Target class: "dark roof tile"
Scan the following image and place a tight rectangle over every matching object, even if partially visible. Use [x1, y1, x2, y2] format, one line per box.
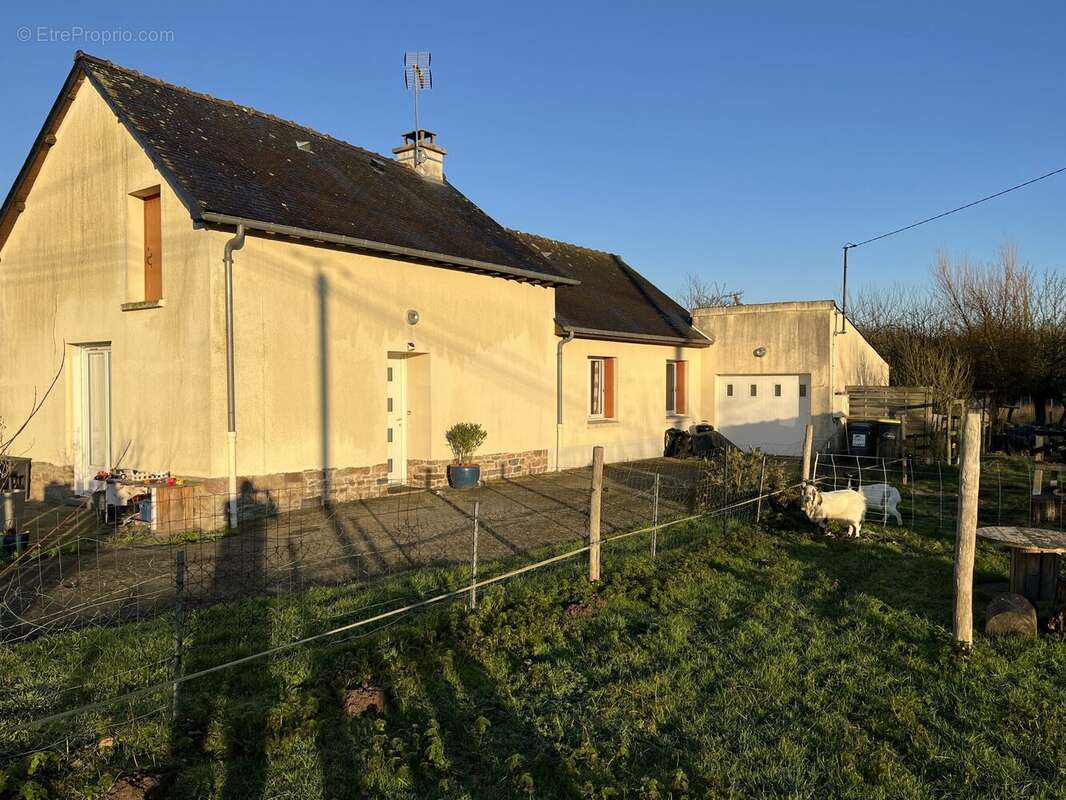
[77, 54, 570, 282]
[511, 231, 708, 344]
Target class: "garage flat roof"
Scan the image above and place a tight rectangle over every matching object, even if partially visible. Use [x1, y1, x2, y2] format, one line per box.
[693, 300, 839, 315]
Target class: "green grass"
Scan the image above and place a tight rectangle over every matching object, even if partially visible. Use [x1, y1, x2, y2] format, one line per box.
[3, 504, 1066, 799]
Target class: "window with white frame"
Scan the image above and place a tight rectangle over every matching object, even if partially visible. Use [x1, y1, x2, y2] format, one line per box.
[588, 356, 616, 418]
[666, 360, 687, 415]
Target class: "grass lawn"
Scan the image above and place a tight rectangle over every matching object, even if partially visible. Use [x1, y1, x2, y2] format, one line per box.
[3, 500, 1066, 799]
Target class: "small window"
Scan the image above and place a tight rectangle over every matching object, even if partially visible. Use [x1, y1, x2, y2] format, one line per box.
[666, 361, 687, 415]
[750, 384, 758, 397]
[589, 357, 617, 419]
[799, 383, 808, 398]
[774, 383, 782, 397]
[726, 383, 734, 397]
[142, 192, 162, 301]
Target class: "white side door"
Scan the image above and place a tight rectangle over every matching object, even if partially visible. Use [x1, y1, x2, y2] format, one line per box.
[75, 345, 112, 493]
[386, 355, 408, 484]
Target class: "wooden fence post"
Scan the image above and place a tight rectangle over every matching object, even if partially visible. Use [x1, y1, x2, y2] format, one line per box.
[801, 423, 814, 482]
[952, 410, 982, 650]
[589, 446, 603, 582]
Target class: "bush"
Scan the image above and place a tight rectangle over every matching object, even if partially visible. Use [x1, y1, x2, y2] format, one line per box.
[695, 448, 797, 510]
[445, 423, 487, 465]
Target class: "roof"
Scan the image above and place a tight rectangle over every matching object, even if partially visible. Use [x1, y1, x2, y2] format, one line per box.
[511, 231, 709, 346]
[0, 53, 574, 286]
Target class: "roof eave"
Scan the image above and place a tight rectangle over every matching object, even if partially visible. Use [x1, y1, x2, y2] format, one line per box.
[201, 213, 581, 287]
[556, 323, 711, 348]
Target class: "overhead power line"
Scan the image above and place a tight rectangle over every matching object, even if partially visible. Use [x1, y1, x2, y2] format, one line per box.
[838, 163, 1066, 332]
[846, 164, 1066, 250]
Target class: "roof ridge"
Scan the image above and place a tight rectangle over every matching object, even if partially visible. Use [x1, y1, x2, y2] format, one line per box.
[74, 50, 393, 166]
[508, 228, 617, 258]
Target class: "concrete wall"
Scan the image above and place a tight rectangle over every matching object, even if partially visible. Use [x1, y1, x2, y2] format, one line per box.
[692, 301, 888, 452]
[0, 81, 214, 497]
[557, 337, 707, 468]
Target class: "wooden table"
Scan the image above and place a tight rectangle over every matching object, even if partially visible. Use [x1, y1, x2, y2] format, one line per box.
[977, 526, 1066, 606]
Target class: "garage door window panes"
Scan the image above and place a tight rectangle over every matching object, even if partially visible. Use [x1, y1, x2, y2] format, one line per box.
[666, 360, 687, 415]
[750, 384, 758, 397]
[774, 384, 782, 397]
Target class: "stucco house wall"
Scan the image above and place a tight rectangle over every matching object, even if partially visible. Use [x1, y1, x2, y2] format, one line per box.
[557, 338, 706, 469]
[0, 80, 215, 498]
[203, 229, 558, 497]
[692, 301, 888, 452]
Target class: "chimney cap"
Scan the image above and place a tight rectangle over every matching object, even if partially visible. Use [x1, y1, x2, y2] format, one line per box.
[401, 129, 437, 145]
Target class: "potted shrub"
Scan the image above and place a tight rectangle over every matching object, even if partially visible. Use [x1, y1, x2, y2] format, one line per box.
[445, 423, 487, 489]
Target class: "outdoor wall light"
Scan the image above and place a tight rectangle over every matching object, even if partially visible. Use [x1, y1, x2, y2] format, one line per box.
[753, 346, 767, 357]
[406, 309, 420, 325]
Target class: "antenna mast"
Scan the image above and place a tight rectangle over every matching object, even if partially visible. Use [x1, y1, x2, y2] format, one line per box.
[403, 51, 433, 167]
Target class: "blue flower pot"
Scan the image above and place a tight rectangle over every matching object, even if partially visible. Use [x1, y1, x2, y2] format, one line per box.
[447, 465, 481, 490]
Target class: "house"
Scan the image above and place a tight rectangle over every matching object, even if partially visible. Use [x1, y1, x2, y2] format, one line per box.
[0, 52, 884, 509]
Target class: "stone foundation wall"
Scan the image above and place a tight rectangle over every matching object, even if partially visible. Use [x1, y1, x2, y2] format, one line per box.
[406, 449, 550, 490]
[28, 462, 76, 502]
[199, 462, 391, 512]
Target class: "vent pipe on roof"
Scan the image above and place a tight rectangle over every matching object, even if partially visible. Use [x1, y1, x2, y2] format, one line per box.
[393, 129, 446, 181]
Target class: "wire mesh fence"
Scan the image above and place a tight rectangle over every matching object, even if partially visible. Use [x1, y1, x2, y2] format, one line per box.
[0, 449, 1057, 781]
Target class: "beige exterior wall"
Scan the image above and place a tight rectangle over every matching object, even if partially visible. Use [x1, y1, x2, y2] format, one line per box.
[692, 301, 888, 451]
[557, 337, 707, 468]
[0, 81, 215, 495]
[208, 230, 558, 485]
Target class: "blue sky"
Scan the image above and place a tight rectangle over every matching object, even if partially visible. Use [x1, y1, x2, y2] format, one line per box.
[1, 0, 1063, 303]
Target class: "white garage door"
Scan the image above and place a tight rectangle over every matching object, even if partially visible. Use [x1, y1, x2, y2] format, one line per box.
[715, 374, 811, 455]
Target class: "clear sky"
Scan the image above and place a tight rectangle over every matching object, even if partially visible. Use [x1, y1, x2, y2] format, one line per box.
[1, 0, 1062, 304]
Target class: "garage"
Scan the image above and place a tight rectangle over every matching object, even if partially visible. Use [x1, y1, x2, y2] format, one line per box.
[715, 374, 811, 455]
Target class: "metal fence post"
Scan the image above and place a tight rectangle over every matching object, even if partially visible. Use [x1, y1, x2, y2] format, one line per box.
[721, 447, 729, 536]
[470, 501, 479, 610]
[651, 473, 660, 558]
[937, 461, 944, 532]
[756, 455, 766, 523]
[173, 548, 186, 716]
[831, 453, 838, 490]
[589, 446, 603, 582]
[881, 458, 889, 525]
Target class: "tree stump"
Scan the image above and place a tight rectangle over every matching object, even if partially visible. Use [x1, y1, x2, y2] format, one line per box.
[984, 592, 1037, 637]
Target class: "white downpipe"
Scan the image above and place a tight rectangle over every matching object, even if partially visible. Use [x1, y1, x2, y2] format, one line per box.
[223, 225, 246, 528]
[556, 327, 576, 470]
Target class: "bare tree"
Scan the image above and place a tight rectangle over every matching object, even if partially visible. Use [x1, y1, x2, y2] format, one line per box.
[0, 349, 66, 486]
[680, 274, 744, 311]
[853, 244, 1066, 422]
[933, 244, 1066, 421]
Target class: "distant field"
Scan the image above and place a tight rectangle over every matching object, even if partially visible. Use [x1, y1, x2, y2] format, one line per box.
[3, 496, 1066, 799]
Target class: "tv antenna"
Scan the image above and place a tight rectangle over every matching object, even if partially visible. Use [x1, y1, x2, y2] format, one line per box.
[403, 51, 433, 166]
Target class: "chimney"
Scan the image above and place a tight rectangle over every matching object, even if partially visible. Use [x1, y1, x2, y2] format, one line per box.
[393, 129, 446, 181]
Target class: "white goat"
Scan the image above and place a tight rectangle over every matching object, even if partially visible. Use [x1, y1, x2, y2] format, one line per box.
[855, 483, 903, 525]
[802, 483, 866, 538]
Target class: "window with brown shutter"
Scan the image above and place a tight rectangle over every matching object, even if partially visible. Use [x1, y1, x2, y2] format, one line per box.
[142, 193, 162, 301]
[589, 357, 617, 419]
[666, 360, 687, 415]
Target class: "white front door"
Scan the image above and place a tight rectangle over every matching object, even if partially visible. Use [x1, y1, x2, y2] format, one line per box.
[386, 355, 408, 484]
[715, 374, 811, 456]
[75, 345, 112, 493]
